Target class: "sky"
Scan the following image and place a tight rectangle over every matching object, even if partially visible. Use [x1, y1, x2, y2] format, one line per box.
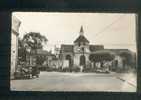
[12, 12, 137, 52]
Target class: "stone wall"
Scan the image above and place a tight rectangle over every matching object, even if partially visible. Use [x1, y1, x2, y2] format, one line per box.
[10, 16, 21, 79]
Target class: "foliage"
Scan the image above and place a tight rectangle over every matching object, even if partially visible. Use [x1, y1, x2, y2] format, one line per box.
[119, 51, 133, 65]
[89, 52, 115, 62]
[18, 32, 48, 66]
[83, 67, 95, 72]
[36, 55, 46, 65]
[22, 32, 48, 52]
[18, 38, 27, 63]
[70, 67, 80, 72]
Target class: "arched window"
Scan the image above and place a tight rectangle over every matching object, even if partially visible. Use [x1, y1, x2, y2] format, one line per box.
[66, 55, 71, 60]
[66, 55, 71, 67]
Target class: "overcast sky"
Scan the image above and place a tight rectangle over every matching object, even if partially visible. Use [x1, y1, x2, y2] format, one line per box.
[12, 12, 137, 52]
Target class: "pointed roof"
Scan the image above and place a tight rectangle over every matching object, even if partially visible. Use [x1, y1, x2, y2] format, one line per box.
[80, 26, 84, 35]
[74, 35, 89, 43]
[74, 26, 89, 43]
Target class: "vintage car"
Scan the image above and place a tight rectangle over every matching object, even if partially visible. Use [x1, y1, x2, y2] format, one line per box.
[95, 67, 110, 73]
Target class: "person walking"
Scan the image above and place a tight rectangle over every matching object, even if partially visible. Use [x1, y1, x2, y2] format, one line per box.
[80, 65, 83, 72]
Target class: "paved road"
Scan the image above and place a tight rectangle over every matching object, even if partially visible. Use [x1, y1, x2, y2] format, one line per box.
[11, 72, 136, 92]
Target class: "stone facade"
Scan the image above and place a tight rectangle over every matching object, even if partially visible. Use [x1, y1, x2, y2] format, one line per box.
[73, 42, 90, 67]
[59, 26, 135, 71]
[60, 26, 104, 68]
[11, 16, 21, 79]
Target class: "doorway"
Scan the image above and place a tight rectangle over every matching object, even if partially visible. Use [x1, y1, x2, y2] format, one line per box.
[80, 55, 86, 66]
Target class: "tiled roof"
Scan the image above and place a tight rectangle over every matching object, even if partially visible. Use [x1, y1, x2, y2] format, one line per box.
[74, 35, 89, 43]
[93, 49, 133, 55]
[36, 49, 53, 56]
[61, 44, 73, 52]
[104, 49, 131, 54]
[89, 45, 104, 52]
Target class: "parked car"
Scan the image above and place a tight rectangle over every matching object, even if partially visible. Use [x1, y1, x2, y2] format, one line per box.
[95, 67, 110, 73]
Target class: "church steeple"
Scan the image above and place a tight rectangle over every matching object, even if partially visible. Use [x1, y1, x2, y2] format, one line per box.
[74, 26, 89, 44]
[80, 26, 84, 36]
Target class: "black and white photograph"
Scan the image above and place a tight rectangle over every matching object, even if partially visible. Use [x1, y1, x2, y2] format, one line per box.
[10, 12, 137, 92]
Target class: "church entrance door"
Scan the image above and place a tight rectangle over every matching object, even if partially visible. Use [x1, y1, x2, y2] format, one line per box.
[80, 55, 86, 67]
[66, 55, 71, 68]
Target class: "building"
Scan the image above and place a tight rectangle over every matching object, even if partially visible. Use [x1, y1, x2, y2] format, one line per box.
[11, 16, 21, 79]
[103, 49, 136, 72]
[60, 26, 104, 69]
[59, 26, 136, 72]
[26, 49, 55, 67]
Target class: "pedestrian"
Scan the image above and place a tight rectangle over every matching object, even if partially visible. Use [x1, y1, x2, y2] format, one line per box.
[80, 65, 83, 72]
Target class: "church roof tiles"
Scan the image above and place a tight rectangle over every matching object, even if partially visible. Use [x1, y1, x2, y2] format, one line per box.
[89, 45, 104, 52]
[74, 35, 89, 43]
[61, 44, 73, 52]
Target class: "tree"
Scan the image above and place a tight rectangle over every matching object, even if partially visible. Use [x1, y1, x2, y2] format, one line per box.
[119, 51, 133, 67]
[89, 52, 114, 62]
[18, 38, 27, 64]
[89, 52, 115, 68]
[22, 32, 48, 66]
[22, 32, 48, 52]
[36, 55, 46, 66]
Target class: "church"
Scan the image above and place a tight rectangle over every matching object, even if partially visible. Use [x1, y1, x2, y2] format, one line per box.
[59, 26, 104, 68]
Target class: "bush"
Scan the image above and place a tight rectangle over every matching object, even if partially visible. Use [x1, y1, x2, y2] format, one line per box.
[45, 67, 55, 71]
[61, 66, 80, 72]
[83, 67, 95, 72]
[71, 67, 80, 72]
[57, 67, 63, 72]
[62, 67, 71, 72]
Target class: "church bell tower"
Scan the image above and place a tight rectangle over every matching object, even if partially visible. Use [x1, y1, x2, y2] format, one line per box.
[73, 26, 90, 68]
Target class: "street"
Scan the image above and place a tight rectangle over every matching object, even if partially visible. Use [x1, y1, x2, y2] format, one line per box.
[11, 72, 136, 92]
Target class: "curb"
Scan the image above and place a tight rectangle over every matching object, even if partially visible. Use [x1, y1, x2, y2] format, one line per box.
[116, 77, 136, 87]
